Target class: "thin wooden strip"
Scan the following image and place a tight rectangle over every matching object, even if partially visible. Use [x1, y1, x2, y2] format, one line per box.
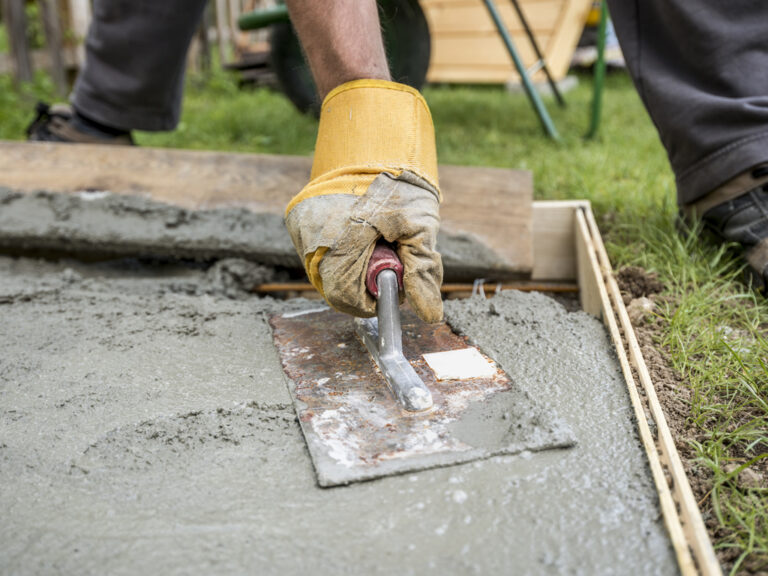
[252, 282, 579, 294]
[583, 209, 722, 576]
[575, 209, 697, 575]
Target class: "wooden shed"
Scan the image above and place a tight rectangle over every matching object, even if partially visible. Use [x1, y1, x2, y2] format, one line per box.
[421, 0, 594, 84]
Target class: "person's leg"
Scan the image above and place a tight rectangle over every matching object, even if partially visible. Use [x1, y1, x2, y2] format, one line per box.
[608, 0, 768, 287]
[71, 0, 209, 132]
[606, 0, 768, 206]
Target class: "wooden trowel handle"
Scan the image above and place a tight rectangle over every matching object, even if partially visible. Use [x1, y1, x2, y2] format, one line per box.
[365, 242, 404, 298]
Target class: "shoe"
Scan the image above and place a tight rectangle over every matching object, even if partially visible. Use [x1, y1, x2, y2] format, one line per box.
[26, 102, 134, 145]
[700, 165, 768, 290]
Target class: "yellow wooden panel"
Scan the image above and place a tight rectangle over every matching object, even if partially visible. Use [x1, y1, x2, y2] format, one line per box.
[426, 65, 547, 83]
[421, 0, 592, 83]
[541, 0, 592, 77]
[430, 33, 549, 68]
[424, 0, 563, 35]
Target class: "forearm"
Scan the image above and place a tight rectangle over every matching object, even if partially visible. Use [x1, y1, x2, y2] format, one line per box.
[284, 0, 390, 98]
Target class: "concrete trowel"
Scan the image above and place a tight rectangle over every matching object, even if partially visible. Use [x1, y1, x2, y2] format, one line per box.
[353, 244, 434, 413]
[269, 244, 574, 487]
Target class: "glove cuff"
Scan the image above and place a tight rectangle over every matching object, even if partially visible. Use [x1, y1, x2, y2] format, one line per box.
[310, 79, 439, 193]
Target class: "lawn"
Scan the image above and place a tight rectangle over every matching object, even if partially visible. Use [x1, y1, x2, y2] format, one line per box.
[1, 67, 766, 573]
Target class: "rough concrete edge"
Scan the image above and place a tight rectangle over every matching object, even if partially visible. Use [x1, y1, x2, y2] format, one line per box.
[0, 186, 530, 281]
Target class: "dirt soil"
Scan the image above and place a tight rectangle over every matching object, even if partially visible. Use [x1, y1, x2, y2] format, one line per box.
[616, 265, 767, 574]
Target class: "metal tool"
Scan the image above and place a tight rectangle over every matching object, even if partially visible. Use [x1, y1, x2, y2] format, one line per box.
[354, 243, 433, 412]
[269, 244, 575, 487]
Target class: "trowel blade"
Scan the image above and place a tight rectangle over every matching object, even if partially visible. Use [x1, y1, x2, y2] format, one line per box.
[269, 307, 574, 487]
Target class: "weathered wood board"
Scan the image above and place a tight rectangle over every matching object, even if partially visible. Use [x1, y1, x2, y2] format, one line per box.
[422, 0, 592, 85]
[0, 141, 533, 281]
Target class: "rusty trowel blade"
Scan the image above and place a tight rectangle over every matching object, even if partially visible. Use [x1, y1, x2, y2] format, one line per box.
[269, 307, 573, 487]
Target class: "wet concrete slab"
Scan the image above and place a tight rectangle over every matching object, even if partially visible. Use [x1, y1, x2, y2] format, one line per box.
[0, 256, 678, 575]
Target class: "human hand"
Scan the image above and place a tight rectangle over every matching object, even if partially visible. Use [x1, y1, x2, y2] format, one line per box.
[285, 80, 443, 323]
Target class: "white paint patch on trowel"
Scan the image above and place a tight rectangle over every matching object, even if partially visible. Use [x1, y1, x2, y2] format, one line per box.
[423, 348, 497, 380]
[281, 306, 329, 318]
[77, 190, 111, 201]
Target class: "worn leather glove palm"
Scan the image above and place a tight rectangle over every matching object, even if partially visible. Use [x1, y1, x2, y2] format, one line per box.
[285, 80, 443, 323]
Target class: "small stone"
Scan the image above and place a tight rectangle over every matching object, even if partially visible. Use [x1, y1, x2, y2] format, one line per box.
[626, 297, 655, 325]
[738, 467, 763, 490]
[60, 268, 81, 284]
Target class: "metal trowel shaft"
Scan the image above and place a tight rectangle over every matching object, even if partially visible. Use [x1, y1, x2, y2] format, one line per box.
[356, 244, 434, 412]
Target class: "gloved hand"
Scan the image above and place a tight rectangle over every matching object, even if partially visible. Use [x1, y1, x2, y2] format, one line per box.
[285, 80, 443, 323]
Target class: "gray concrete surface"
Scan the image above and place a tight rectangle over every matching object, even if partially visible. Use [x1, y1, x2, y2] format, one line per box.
[0, 186, 518, 280]
[0, 256, 678, 575]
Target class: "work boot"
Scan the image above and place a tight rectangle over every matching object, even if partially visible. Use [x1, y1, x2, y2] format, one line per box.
[26, 102, 134, 145]
[685, 164, 768, 291]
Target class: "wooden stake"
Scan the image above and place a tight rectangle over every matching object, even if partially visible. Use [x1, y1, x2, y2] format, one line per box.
[215, 0, 228, 65]
[67, 0, 90, 67]
[2, 0, 33, 83]
[251, 281, 579, 295]
[39, 0, 67, 96]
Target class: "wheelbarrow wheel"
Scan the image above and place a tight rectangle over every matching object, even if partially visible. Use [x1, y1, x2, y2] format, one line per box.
[269, 0, 431, 116]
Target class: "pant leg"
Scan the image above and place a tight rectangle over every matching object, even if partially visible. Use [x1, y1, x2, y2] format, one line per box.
[606, 0, 768, 205]
[71, 0, 208, 132]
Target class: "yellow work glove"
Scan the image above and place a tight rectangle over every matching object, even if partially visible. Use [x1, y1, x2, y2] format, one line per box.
[285, 79, 443, 323]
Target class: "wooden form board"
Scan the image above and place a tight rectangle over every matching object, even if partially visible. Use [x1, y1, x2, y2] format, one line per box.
[422, 0, 593, 84]
[536, 201, 722, 576]
[0, 141, 533, 278]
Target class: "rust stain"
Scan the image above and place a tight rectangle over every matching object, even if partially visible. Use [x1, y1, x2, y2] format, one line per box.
[270, 308, 515, 485]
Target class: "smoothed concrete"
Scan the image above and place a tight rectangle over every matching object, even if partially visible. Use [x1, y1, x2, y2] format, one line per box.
[0, 256, 677, 575]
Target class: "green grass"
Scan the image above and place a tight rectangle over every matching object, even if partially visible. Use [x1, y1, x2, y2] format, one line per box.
[1, 67, 765, 573]
[610, 219, 768, 572]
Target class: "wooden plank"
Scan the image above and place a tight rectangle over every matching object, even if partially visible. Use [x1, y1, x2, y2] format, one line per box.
[68, 0, 90, 66]
[421, 0, 588, 83]
[531, 200, 586, 280]
[251, 281, 578, 294]
[574, 208, 601, 317]
[431, 34, 548, 68]
[423, 0, 562, 35]
[39, 0, 67, 96]
[583, 208, 723, 576]
[541, 0, 591, 78]
[575, 207, 698, 575]
[0, 141, 533, 279]
[2, 0, 34, 82]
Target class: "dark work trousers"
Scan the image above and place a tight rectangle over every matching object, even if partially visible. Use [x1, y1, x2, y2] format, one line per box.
[607, 0, 768, 204]
[71, 0, 208, 132]
[72, 0, 768, 204]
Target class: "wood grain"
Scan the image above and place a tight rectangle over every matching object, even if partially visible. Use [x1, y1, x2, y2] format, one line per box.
[0, 141, 533, 278]
[422, 0, 592, 84]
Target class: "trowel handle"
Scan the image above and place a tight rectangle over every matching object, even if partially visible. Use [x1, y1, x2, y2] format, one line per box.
[366, 242, 404, 298]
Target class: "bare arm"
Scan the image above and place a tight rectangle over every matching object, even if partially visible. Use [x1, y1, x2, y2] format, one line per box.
[284, 0, 391, 98]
